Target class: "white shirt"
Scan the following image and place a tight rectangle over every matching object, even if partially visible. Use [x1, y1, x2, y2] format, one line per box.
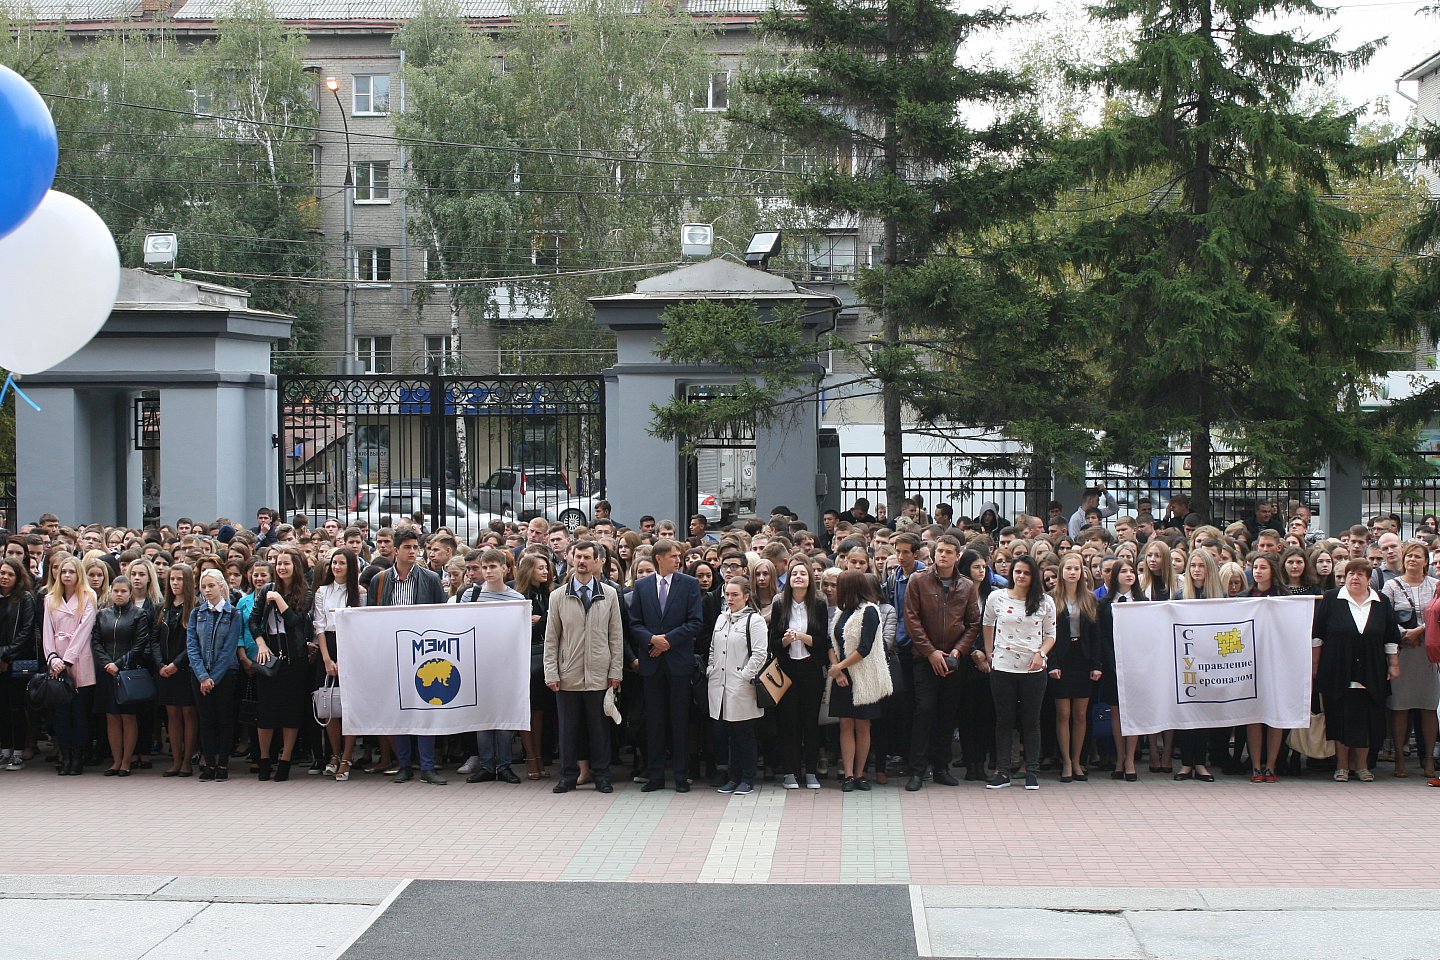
[983, 591, 1057, 674]
[312, 582, 355, 634]
[786, 600, 809, 659]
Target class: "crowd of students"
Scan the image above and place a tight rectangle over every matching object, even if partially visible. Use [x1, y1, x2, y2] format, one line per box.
[0, 490, 1433, 791]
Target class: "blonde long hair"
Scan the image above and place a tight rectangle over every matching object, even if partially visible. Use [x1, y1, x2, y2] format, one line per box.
[1140, 539, 1175, 601]
[47, 555, 99, 613]
[1050, 551, 1097, 623]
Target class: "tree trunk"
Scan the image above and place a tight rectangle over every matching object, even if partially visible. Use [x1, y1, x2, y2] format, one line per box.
[880, 0, 905, 517]
[449, 289, 469, 501]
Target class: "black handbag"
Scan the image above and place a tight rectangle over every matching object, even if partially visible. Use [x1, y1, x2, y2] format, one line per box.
[114, 661, 156, 705]
[27, 667, 75, 708]
[252, 651, 285, 678]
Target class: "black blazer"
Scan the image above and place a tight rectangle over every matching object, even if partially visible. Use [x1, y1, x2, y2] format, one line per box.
[151, 602, 191, 671]
[767, 593, 829, 675]
[1314, 587, 1400, 707]
[1053, 600, 1104, 673]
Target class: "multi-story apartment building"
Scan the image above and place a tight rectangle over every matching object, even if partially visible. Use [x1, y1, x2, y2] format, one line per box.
[28, 0, 870, 379]
[1402, 47, 1440, 197]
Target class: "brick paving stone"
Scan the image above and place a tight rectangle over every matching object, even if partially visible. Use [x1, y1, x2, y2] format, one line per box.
[0, 764, 1434, 885]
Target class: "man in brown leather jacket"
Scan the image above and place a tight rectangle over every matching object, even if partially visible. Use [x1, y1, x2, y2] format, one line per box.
[902, 533, 982, 791]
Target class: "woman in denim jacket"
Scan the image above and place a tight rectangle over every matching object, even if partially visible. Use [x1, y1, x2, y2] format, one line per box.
[187, 569, 242, 782]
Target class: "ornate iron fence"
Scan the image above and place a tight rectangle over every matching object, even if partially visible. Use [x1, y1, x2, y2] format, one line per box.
[277, 374, 603, 540]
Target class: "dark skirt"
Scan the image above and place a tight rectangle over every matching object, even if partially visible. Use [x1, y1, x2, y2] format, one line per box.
[256, 657, 310, 729]
[156, 667, 195, 707]
[1049, 637, 1095, 700]
[93, 671, 139, 716]
[827, 675, 882, 720]
[1323, 688, 1384, 750]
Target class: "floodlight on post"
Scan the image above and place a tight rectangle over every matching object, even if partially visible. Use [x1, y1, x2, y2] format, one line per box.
[681, 223, 713, 258]
[745, 230, 782, 270]
[143, 232, 177, 272]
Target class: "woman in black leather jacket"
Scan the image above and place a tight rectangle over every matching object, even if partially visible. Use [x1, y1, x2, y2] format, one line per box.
[92, 575, 152, 776]
[0, 559, 36, 770]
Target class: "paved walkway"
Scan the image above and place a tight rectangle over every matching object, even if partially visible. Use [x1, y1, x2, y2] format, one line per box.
[4, 764, 1437, 959]
[0, 763, 1431, 885]
[6, 878, 1438, 960]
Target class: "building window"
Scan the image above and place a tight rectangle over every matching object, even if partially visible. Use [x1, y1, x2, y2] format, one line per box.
[354, 247, 392, 284]
[352, 74, 390, 115]
[802, 234, 857, 281]
[354, 161, 390, 203]
[867, 243, 884, 268]
[425, 335, 453, 370]
[531, 234, 561, 271]
[355, 336, 393, 373]
[692, 70, 729, 111]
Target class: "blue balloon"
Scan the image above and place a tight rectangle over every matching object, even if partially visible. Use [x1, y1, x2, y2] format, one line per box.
[0, 64, 58, 242]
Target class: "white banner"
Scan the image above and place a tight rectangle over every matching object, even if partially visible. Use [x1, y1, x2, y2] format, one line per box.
[335, 601, 532, 736]
[1112, 596, 1315, 735]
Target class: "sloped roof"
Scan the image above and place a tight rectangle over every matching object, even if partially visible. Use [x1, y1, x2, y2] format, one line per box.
[1401, 48, 1440, 83]
[17, 0, 142, 20]
[169, 0, 776, 19]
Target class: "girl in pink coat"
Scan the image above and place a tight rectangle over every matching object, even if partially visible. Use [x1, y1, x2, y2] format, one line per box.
[43, 556, 98, 775]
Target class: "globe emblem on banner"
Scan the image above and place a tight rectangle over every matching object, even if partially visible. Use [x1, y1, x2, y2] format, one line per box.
[414, 657, 461, 706]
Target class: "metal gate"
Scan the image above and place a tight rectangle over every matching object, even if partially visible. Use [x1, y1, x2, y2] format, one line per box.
[277, 373, 604, 542]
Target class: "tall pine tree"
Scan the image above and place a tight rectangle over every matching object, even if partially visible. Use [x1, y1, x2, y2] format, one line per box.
[1067, 0, 1434, 513]
[718, 0, 1066, 512]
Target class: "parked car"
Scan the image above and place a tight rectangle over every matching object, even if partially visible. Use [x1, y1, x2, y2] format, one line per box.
[346, 485, 506, 545]
[473, 466, 572, 517]
[544, 491, 724, 532]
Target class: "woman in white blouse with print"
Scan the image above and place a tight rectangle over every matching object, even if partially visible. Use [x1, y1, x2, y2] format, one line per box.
[312, 548, 363, 781]
[982, 555, 1056, 791]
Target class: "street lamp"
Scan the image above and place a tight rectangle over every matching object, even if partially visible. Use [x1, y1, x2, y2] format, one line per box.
[326, 77, 362, 376]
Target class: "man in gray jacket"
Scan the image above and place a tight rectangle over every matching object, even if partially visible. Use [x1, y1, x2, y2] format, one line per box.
[544, 541, 623, 794]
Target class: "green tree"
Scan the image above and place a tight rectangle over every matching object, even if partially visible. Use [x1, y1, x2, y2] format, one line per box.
[396, 0, 782, 370]
[1064, 0, 1435, 511]
[655, 0, 1068, 513]
[1, 2, 326, 372]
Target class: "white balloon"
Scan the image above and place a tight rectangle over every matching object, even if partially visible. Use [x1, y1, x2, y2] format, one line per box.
[0, 190, 119, 374]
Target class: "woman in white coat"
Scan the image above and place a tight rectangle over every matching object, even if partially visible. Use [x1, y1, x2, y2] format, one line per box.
[708, 576, 769, 796]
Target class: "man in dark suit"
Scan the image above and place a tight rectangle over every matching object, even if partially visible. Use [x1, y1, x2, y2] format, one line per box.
[370, 527, 449, 785]
[630, 539, 704, 792]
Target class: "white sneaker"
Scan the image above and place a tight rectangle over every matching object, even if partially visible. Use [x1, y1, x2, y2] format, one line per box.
[782, 774, 799, 789]
[457, 756, 482, 775]
[804, 774, 821, 789]
[5, 757, 22, 771]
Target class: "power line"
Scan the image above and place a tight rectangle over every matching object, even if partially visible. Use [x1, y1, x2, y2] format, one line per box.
[174, 260, 682, 286]
[41, 91, 804, 178]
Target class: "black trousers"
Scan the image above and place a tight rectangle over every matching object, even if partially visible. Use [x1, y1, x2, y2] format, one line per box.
[1177, 726, 1231, 767]
[53, 685, 94, 756]
[881, 651, 915, 767]
[776, 658, 823, 776]
[194, 673, 236, 771]
[909, 658, 961, 774]
[643, 671, 692, 781]
[957, 662, 996, 771]
[991, 670, 1046, 775]
[0, 676, 28, 751]
[194, 672, 237, 768]
[720, 718, 758, 782]
[557, 689, 611, 781]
